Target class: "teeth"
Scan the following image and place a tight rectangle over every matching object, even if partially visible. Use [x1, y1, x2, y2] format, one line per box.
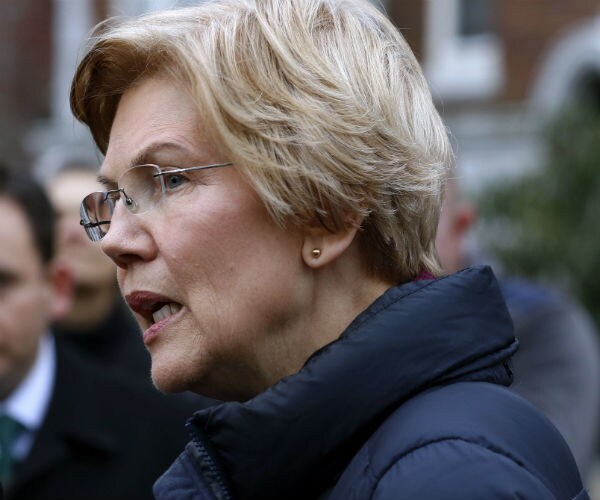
[152, 303, 182, 323]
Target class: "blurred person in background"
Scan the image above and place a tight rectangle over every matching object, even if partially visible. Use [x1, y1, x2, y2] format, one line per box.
[41, 158, 215, 407]
[436, 174, 600, 479]
[70, 0, 587, 498]
[44, 161, 149, 375]
[0, 166, 201, 499]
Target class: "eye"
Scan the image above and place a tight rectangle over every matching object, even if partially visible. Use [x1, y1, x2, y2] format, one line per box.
[163, 172, 188, 191]
[105, 191, 120, 202]
[0, 271, 18, 293]
[104, 190, 122, 208]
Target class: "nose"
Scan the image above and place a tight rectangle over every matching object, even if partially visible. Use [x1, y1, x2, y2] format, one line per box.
[100, 202, 157, 269]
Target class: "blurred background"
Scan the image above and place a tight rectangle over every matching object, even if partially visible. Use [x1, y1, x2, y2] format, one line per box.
[3, 0, 600, 269]
[2, 0, 600, 493]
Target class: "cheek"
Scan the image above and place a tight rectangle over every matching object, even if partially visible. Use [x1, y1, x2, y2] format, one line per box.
[167, 203, 298, 284]
[159, 199, 254, 273]
[116, 268, 127, 289]
[178, 224, 303, 336]
[160, 221, 238, 313]
[0, 290, 49, 350]
[153, 178, 306, 325]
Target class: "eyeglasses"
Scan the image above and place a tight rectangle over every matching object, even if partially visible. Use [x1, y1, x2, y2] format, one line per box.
[79, 162, 232, 241]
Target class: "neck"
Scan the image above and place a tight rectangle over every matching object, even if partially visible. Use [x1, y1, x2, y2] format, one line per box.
[254, 250, 392, 398]
[0, 347, 39, 402]
[304, 266, 392, 356]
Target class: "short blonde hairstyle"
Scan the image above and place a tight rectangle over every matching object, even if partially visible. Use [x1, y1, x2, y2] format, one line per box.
[71, 0, 452, 283]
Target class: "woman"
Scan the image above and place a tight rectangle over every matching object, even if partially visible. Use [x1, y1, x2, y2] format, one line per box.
[71, 0, 587, 498]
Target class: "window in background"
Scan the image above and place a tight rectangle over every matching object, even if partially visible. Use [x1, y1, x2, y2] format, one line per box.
[459, 0, 493, 37]
[424, 0, 503, 101]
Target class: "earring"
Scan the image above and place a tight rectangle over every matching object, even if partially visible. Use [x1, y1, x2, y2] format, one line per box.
[311, 248, 322, 259]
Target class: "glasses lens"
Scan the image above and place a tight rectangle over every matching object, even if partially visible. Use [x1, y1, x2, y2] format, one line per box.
[119, 164, 163, 215]
[80, 164, 164, 241]
[80, 192, 113, 241]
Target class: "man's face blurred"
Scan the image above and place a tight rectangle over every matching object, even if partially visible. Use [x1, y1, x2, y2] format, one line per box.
[0, 197, 54, 398]
[435, 190, 461, 273]
[48, 169, 116, 288]
[435, 180, 475, 274]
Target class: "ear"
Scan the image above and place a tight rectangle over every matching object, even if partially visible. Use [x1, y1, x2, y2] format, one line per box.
[302, 217, 362, 269]
[47, 260, 74, 322]
[454, 202, 477, 238]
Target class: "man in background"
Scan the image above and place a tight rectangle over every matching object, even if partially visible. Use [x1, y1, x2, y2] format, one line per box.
[436, 175, 600, 479]
[44, 162, 149, 375]
[0, 166, 201, 499]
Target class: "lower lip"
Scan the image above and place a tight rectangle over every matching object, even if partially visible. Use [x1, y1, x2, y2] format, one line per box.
[142, 308, 184, 345]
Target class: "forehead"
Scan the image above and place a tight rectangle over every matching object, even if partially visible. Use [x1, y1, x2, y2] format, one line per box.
[49, 170, 103, 212]
[0, 198, 43, 271]
[101, 75, 216, 181]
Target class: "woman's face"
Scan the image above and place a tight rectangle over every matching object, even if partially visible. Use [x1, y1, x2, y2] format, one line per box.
[99, 76, 313, 400]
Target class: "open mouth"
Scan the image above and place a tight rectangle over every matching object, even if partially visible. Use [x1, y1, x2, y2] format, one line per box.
[151, 302, 183, 324]
[125, 291, 184, 327]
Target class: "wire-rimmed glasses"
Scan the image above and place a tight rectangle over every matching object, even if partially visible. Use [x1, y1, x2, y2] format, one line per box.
[79, 162, 232, 241]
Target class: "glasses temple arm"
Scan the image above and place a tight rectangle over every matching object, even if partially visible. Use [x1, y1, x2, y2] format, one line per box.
[80, 219, 111, 229]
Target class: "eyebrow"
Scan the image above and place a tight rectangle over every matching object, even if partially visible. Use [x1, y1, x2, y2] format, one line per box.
[0, 268, 20, 286]
[96, 142, 195, 188]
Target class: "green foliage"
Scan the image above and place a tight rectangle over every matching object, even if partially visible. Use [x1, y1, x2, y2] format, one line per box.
[477, 104, 600, 325]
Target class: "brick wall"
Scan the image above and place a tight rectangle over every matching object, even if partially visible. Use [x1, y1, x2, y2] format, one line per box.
[0, 0, 52, 167]
[387, 1, 426, 61]
[387, 0, 600, 103]
[496, 0, 599, 101]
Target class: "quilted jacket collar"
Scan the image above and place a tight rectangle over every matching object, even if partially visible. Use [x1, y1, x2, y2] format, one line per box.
[186, 266, 517, 499]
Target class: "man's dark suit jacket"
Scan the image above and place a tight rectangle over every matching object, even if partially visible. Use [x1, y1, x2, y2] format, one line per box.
[7, 337, 207, 500]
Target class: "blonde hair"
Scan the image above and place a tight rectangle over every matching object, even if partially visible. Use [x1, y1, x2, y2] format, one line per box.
[71, 0, 452, 283]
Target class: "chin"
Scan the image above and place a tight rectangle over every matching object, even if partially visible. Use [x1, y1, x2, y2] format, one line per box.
[150, 356, 257, 401]
[150, 363, 193, 394]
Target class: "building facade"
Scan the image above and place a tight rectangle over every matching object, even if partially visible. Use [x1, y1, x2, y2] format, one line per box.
[2, 0, 600, 188]
[389, 0, 600, 191]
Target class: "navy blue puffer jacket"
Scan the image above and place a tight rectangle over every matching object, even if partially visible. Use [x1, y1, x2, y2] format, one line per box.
[154, 266, 589, 499]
